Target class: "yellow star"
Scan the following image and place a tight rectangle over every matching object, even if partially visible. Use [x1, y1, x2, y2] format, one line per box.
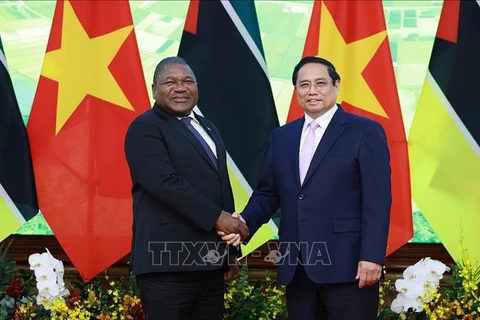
[318, 2, 388, 118]
[42, 0, 134, 134]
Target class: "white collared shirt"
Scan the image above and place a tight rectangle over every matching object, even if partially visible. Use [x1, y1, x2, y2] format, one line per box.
[178, 111, 217, 158]
[299, 104, 338, 157]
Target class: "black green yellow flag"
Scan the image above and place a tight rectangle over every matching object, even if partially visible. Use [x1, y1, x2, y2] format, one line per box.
[409, 0, 480, 264]
[0, 33, 38, 241]
[178, 0, 279, 252]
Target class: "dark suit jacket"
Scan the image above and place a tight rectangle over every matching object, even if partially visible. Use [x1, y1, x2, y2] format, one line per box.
[125, 104, 235, 275]
[242, 106, 391, 285]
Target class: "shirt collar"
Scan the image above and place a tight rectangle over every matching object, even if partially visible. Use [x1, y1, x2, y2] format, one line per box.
[177, 110, 199, 124]
[303, 104, 338, 131]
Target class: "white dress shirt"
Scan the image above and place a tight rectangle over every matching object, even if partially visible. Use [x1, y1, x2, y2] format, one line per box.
[179, 111, 217, 158]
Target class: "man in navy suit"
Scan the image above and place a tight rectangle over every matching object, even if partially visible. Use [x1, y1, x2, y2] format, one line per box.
[225, 56, 391, 319]
[125, 57, 248, 320]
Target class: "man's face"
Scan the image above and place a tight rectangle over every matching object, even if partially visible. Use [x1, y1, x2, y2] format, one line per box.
[295, 63, 340, 119]
[152, 63, 198, 117]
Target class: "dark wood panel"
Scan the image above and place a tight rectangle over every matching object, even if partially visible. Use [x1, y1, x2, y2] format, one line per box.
[2, 235, 454, 279]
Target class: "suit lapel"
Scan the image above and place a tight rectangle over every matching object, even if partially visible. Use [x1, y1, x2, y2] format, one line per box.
[301, 107, 348, 189]
[196, 115, 223, 172]
[154, 105, 218, 172]
[287, 118, 305, 190]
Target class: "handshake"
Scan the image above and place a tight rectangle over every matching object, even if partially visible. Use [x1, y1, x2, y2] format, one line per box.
[214, 211, 248, 247]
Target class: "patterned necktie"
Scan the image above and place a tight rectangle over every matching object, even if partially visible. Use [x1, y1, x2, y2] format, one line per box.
[181, 117, 218, 170]
[299, 121, 320, 184]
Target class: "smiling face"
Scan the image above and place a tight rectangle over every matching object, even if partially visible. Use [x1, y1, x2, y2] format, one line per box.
[295, 62, 340, 119]
[152, 63, 198, 117]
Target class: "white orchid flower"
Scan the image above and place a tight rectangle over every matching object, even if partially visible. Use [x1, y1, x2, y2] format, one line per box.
[52, 258, 65, 274]
[390, 297, 404, 313]
[424, 258, 450, 278]
[37, 280, 60, 297]
[395, 278, 424, 298]
[59, 288, 70, 297]
[57, 273, 66, 290]
[390, 292, 423, 313]
[392, 258, 449, 314]
[28, 252, 52, 270]
[403, 265, 426, 281]
[30, 248, 69, 309]
[34, 266, 56, 281]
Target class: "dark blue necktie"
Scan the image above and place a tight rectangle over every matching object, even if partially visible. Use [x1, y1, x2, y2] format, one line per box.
[181, 117, 218, 169]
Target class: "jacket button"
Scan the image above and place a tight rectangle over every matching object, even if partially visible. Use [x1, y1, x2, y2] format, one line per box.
[298, 194, 304, 200]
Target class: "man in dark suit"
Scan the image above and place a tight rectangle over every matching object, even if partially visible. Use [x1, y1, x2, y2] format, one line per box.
[224, 56, 391, 319]
[125, 56, 248, 320]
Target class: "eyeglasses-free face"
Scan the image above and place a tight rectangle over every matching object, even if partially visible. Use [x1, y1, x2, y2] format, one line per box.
[152, 63, 198, 117]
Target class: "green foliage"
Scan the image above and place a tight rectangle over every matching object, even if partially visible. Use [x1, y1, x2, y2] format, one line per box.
[0, 240, 15, 294]
[223, 264, 287, 320]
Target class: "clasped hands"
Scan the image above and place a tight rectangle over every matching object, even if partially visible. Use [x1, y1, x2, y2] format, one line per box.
[215, 211, 247, 247]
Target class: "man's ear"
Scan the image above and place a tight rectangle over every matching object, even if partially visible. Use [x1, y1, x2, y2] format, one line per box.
[151, 84, 156, 99]
[334, 80, 340, 92]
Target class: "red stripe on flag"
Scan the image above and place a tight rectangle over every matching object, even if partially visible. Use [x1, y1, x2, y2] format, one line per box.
[184, 0, 200, 35]
[436, 1, 460, 43]
[46, 0, 64, 52]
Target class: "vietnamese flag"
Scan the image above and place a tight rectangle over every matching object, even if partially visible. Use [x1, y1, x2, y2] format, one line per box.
[287, 0, 412, 255]
[27, 0, 150, 280]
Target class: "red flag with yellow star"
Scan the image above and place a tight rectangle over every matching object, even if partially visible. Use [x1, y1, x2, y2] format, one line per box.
[287, 0, 412, 255]
[27, 0, 150, 280]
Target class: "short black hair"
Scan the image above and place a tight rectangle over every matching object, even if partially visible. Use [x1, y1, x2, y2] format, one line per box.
[153, 56, 192, 85]
[291, 56, 340, 85]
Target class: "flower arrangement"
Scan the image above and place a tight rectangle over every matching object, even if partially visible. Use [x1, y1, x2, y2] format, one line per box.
[0, 243, 287, 320]
[378, 246, 480, 320]
[28, 249, 69, 309]
[0, 242, 145, 320]
[3, 241, 478, 320]
[390, 257, 450, 314]
[13, 271, 144, 319]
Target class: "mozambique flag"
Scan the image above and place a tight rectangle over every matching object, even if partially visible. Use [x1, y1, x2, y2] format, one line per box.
[409, 1, 480, 264]
[0, 33, 38, 242]
[27, 0, 150, 280]
[178, 0, 279, 252]
[287, 0, 412, 255]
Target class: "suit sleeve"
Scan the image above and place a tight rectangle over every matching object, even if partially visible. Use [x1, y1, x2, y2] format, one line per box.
[124, 119, 221, 232]
[242, 133, 281, 236]
[358, 122, 392, 264]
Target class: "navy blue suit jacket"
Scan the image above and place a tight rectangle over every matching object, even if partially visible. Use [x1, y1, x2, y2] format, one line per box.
[242, 106, 391, 285]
